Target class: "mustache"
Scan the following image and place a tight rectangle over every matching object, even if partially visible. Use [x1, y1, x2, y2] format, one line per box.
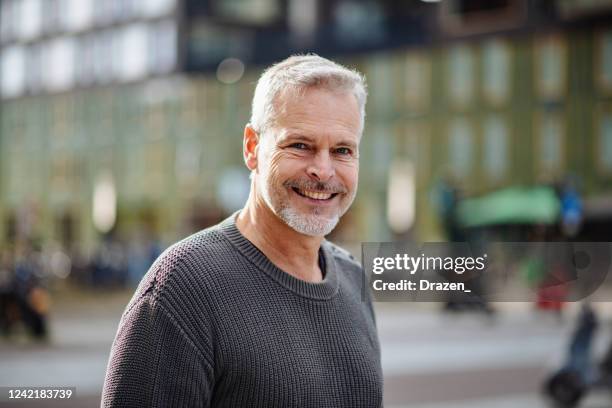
[284, 179, 348, 194]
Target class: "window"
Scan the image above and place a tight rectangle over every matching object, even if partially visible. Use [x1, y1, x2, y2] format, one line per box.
[598, 111, 612, 173]
[597, 29, 612, 93]
[19, 0, 42, 40]
[1, 46, 26, 98]
[93, 0, 114, 26]
[118, 23, 149, 81]
[175, 138, 202, 186]
[1, 0, 17, 43]
[144, 142, 167, 198]
[483, 115, 508, 181]
[110, 0, 127, 22]
[403, 121, 430, 185]
[139, 0, 176, 18]
[144, 105, 166, 140]
[124, 144, 146, 199]
[148, 20, 177, 75]
[448, 117, 474, 177]
[368, 57, 394, 114]
[447, 45, 475, 108]
[44, 37, 76, 92]
[41, 0, 61, 34]
[534, 35, 566, 100]
[334, 0, 386, 46]
[8, 150, 28, 201]
[482, 39, 511, 105]
[124, 0, 141, 19]
[404, 51, 431, 112]
[537, 113, 564, 176]
[364, 124, 393, 182]
[64, 0, 93, 32]
[49, 154, 76, 196]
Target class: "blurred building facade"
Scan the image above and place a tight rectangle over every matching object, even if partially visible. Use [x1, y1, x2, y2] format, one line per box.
[1, 0, 612, 253]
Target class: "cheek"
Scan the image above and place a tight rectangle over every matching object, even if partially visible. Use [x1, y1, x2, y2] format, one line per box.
[338, 162, 359, 189]
[265, 152, 299, 184]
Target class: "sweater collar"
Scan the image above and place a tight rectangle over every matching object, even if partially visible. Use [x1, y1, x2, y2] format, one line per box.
[219, 212, 339, 300]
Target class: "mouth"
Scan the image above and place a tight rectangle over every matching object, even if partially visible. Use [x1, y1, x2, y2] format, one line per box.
[292, 187, 339, 201]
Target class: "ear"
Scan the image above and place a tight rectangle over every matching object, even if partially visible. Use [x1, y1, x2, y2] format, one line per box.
[243, 124, 260, 172]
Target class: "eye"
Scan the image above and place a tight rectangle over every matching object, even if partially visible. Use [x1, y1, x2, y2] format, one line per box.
[334, 147, 352, 156]
[289, 143, 309, 150]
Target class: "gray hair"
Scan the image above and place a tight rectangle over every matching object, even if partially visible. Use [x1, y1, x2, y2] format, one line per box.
[249, 54, 367, 136]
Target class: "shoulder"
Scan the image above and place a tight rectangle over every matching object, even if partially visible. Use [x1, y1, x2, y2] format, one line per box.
[129, 223, 233, 311]
[115, 224, 237, 356]
[323, 240, 362, 272]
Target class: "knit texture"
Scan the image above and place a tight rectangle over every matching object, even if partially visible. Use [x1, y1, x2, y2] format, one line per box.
[102, 213, 383, 407]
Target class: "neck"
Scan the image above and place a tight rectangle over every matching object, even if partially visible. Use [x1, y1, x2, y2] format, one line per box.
[236, 192, 324, 282]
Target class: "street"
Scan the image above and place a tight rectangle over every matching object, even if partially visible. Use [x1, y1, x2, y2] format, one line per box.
[378, 303, 612, 407]
[1, 292, 611, 407]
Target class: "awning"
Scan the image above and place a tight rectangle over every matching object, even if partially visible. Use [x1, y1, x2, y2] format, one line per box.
[457, 186, 560, 228]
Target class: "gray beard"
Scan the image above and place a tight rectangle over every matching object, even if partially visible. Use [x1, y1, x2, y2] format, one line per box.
[278, 205, 340, 237]
[256, 164, 356, 236]
[259, 180, 345, 237]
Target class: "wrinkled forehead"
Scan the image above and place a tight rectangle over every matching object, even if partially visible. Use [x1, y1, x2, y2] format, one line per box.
[273, 84, 356, 111]
[268, 86, 362, 139]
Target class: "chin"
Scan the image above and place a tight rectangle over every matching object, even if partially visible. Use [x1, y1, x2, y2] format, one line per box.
[280, 208, 340, 237]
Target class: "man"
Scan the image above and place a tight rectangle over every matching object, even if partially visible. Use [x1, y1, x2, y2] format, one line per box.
[102, 55, 383, 407]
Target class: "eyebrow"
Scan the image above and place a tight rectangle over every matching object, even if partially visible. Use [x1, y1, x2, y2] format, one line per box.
[279, 134, 316, 144]
[280, 134, 358, 150]
[336, 140, 358, 150]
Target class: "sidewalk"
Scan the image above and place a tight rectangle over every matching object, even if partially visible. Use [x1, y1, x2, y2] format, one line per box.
[2, 289, 611, 407]
[376, 302, 612, 407]
[0, 287, 133, 407]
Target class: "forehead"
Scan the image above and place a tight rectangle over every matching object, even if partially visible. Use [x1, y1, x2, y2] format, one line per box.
[272, 87, 361, 141]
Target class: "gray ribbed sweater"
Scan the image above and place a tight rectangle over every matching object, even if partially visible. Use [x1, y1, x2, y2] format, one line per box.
[102, 214, 383, 407]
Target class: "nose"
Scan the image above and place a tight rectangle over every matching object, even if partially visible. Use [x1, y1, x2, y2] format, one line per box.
[307, 150, 335, 182]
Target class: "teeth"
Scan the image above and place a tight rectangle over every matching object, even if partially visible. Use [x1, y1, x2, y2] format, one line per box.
[298, 189, 332, 200]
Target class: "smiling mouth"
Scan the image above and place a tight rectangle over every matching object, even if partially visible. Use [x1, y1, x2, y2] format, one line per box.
[292, 187, 338, 201]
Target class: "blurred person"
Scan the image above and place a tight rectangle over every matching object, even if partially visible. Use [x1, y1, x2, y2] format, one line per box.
[435, 180, 492, 314]
[435, 177, 463, 243]
[0, 247, 16, 336]
[558, 176, 583, 238]
[12, 241, 49, 340]
[41, 241, 72, 280]
[125, 229, 151, 287]
[126, 227, 163, 287]
[522, 225, 568, 317]
[102, 55, 383, 407]
[66, 242, 91, 285]
[92, 232, 127, 287]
